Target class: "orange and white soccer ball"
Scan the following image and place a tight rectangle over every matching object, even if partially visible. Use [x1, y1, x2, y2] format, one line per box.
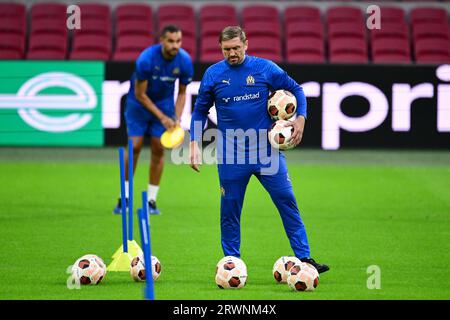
[71, 254, 106, 285]
[287, 263, 319, 292]
[215, 256, 248, 289]
[272, 256, 302, 283]
[268, 90, 297, 120]
[130, 255, 161, 282]
[268, 120, 295, 150]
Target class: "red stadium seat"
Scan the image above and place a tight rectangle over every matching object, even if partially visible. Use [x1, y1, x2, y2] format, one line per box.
[70, 35, 111, 60]
[201, 21, 235, 38]
[112, 51, 143, 62]
[0, 3, 26, 19]
[115, 35, 153, 53]
[116, 20, 153, 37]
[30, 2, 67, 48]
[246, 36, 282, 62]
[286, 21, 323, 39]
[200, 52, 224, 63]
[327, 6, 364, 24]
[180, 37, 197, 62]
[370, 22, 409, 41]
[414, 38, 450, 63]
[27, 34, 67, 60]
[200, 36, 223, 62]
[242, 5, 279, 23]
[157, 4, 194, 27]
[0, 49, 22, 59]
[243, 21, 281, 39]
[0, 3, 26, 39]
[329, 38, 368, 63]
[284, 6, 321, 24]
[200, 4, 238, 24]
[372, 38, 411, 63]
[27, 50, 67, 60]
[31, 2, 66, 20]
[115, 3, 152, 22]
[378, 6, 405, 23]
[30, 19, 67, 37]
[0, 33, 25, 59]
[0, 18, 25, 36]
[77, 3, 110, 20]
[411, 8, 448, 25]
[74, 19, 111, 36]
[0, 2, 26, 59]
[113, 35, 153, 61]
[286, 38, 325, 63]
[70, 50, 110, 61]
[412, 23, 450, 42]
[328, 22, 366, 40]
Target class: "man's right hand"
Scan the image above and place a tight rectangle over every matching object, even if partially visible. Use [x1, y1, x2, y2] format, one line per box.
[160, 115, 176, 130]
[189, 141, 201, 172]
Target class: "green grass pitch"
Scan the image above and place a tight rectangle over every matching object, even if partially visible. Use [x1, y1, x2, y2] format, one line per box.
[0, 148, 449, 300]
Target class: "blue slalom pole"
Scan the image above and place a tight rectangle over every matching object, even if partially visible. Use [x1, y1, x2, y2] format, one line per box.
[128, 139, 133, 241]
[118, 147, 128, 253]
[138, 193, 154, 300]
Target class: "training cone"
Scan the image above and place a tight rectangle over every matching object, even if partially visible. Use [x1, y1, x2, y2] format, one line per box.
[107, 251, 133, 272]
[111, 240, 143, 259]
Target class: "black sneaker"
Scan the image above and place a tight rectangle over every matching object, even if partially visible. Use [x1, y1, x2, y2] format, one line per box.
[147, 200, 161, 215]
[300, 257, 330, 274]
[113, 198, 128, 215]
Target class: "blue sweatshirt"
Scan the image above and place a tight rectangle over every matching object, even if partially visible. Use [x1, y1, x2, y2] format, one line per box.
[190, 55, 307, 162]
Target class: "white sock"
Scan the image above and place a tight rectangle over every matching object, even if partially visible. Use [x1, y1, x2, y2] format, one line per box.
[148, 184, 159, 202]
[119, 181, 129, 199]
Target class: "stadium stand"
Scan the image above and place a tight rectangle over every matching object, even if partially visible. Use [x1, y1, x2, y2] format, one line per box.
[0, 1, 449, 63]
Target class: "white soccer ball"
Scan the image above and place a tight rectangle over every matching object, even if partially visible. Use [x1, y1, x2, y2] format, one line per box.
[71, 254, 106, 285]
[272, 256, 302, 283]
[286, 263, 319, 292]
[268, 90, 297, 120]
[215, 256, 248, 289]
[301, 262, 320, 280]
[268, 120, 295, 150]
[130, 255, 161, 282]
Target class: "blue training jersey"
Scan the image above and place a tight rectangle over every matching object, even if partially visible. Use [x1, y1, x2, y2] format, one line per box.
[190, 55, 307, 163]
[127, 44, 193, 112]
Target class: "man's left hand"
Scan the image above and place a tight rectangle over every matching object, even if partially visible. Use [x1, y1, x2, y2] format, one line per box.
[285, 116, 305, 147]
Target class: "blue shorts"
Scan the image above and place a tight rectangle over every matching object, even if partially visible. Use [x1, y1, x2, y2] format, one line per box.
[124, 99, 174, 138]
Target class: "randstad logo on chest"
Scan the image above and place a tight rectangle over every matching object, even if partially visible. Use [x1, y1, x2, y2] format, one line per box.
[0, 61, 103, 146]
[233, 92, 260, 102]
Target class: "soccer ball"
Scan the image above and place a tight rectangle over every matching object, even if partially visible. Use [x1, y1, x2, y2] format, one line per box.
[71, 254, 106, 285]
[287, 263, 319, 292]
[272, 256, 302, 283]
[215, 256, 248, 289]
[268, 120, 295, 150]
[301, 262, 319, 279]
[268, 90, 297, 120]
[130, 255, 161, 282]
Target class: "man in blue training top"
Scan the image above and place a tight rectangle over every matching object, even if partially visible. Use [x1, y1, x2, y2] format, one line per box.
[113, 25, 194, 215]
[189, 26, 329, 273]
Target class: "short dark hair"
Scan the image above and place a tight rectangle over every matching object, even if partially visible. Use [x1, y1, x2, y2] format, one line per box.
[160, 24, 182, 38]
[219, 26, 246, 43]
